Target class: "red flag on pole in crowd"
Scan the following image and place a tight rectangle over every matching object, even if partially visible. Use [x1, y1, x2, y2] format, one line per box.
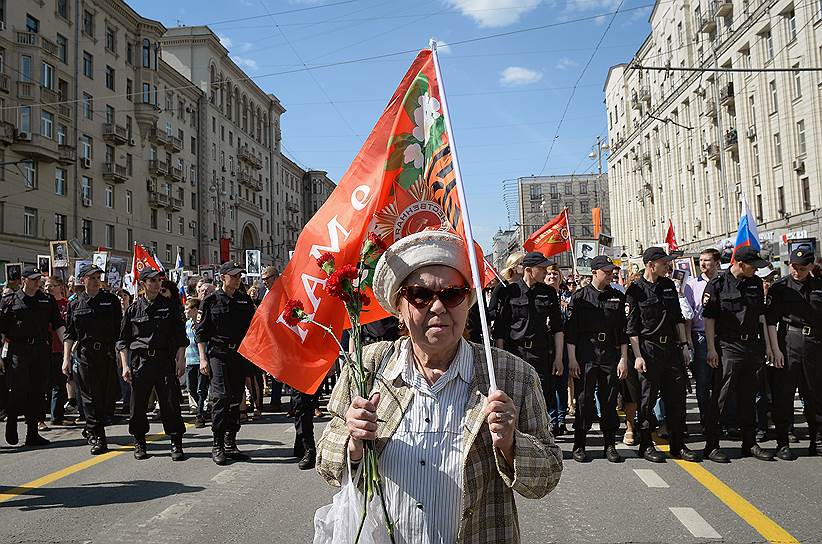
[665, 219, 679, 251]
[483, 257, 502, 288]
[131, 243, 161, 286]
[239, 47, 489, 394]
[523, 209, 572, 257]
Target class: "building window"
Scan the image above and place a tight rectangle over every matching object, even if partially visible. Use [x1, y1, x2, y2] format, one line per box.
[18, 105, 31, 135]
[127, 228, 133, 248]
[579, 182, 587, 194]
[773, 133, 782, 164]
[83, 93, 93, 120]
[105, 184, 114, 208]
[142, 82, 150, 104]
[166, 212, 172, 232]
[786, 11, 797, 42]
[755, 194, 763, 221]
[777, 186, 785, 215]
[142, 38, 151, 68]
[81, 176, 92, 200]
[764, 30, 774, 60]
[580, 201, 590, 214]
[22, 160, 36, 189]
[151, 209, 158, 229]
[41, 61, 54, 89]
[55, 213, 66, 239]
[26, 14, 39, 33]
[127, 42, 133, 65]
[40, 110, 53, 139]
[126, 79, 133, 101]
[564, 182, 572, 195]
[105, 224, 115, 248]
[56, 34, 68, 63]
[57, 124, 67, 145]
[82, 219, 92, 245]
[801, 178, 811, 211]
[57, 0, 69, 19]
[105, 65, 115, 90]
[82, 51, 93, 78]
[796, 119, 806, 155]
[24, 207, 38, 237]
[752, 143, 760, 175]
[793, 65, 801, 99]
[105, 26, 116, 52]
[55, 168, 66, 195]
[80, 135, 92, 160]
[126, 190, 133, 213]
[178, 217, 185, 235]
[82, 10, 94, 36]
[769, 80, 778, 112]
[165, 244, 172, 264]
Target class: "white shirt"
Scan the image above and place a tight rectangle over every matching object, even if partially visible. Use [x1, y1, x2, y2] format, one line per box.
[380, 337, 473, 544]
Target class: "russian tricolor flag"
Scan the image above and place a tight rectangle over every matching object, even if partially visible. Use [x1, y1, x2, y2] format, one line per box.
[732, 196, 760, 261]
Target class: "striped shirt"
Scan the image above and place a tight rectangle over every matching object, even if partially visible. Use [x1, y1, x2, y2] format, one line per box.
[379, 337, 472, 544]
[185, 319, 199, 366]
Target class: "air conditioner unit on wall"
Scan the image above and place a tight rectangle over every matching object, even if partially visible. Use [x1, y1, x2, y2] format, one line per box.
[81, 157, 91, 168]
[746, 126, 756, 139]
[793, 159, 805, 172]
[82, 197, 92, 207]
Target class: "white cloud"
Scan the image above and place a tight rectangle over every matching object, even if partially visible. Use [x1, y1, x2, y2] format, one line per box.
[232, 56, 259, 71]
[555, 57, 578, 70]
[500, 66, 543, 86]
[564, 0, 621, 13]
[445, 0, 543, 28]
[238, 42, 254, 53]
[218, 34, 232, 49]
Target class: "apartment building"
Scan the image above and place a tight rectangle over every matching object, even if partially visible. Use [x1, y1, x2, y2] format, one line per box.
[0, 0, 201, 269]
[605, 0, 822, 257]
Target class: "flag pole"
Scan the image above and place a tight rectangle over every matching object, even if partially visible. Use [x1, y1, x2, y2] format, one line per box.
[431, 40, 498, 392]
[566, 208, 578, 275]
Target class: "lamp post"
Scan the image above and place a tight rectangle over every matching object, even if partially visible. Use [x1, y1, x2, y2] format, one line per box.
[588, 135, 610, 210]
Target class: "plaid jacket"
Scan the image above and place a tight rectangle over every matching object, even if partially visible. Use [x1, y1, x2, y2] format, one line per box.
[316, 339, 563, 543]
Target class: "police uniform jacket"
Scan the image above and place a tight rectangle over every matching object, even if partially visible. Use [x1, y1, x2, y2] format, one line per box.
[702, 271, 765, 341]
[566, 284, 628, 363]
[194, 289, 256, 348]
[765, 275, 822, 339]
[0, 289, 64, 344]
[625, 276, 684, 339]
[64, 290, 123, 345]
[492, 279, 563, 350]
[116, 295, 188, 353]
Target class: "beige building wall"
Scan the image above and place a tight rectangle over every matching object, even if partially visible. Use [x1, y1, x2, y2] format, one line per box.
[605, 0, 822, 256]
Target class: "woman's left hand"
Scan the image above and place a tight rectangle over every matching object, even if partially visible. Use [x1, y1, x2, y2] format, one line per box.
[484, 389, 517, 460]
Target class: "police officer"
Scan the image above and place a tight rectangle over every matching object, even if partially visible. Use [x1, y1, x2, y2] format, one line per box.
[566, 255, 628, 463]
[493, 251, 564, 412]
[0, 266, 65, 447]
[117, 268, 188, 461]
[703, 246, 774, 462]
[195, 261, 256, 465]
[766, 247, 822, 459]
[626, 247, 697, 463]
[63, 264, 122, 455]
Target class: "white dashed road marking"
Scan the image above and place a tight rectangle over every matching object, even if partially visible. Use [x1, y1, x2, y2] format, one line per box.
[633, 468, 669, 488]
[669, 507, 722, 539]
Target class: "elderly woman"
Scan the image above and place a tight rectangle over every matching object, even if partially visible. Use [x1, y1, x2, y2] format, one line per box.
[316, 231, 563, 544]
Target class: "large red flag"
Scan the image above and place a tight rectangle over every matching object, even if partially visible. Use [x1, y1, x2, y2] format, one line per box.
[523, 209, 571, 257]
[131, 243, 161, 285]
[665, 219, 679, 251]
[239, 49, 480, 394]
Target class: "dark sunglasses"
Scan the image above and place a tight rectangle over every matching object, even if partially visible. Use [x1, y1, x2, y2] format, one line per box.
[399, 285, 470, 309]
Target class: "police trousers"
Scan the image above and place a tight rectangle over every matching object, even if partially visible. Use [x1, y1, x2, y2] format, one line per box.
[293, 390, 319, 448]
[208, 345, 248, 436]
[638, 339, 687, 447]
[772, 330, 822, 445]
[573, 356, 620, 447]
[75, 344, 119, 433]
[128, 350, 184, 438]
[704, 339, 763, 448]
[507, 342, 554, 414]
[5, 341, 50, 427]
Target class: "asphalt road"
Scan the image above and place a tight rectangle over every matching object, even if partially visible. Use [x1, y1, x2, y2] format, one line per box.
[1, 392, 820, 544]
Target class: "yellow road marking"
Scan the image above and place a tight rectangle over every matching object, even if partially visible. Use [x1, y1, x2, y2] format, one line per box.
[0, 423, 194, 505]
[655, 440, 799, 544]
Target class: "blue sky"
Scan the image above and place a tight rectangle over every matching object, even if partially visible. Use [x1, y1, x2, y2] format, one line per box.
[131, 0, 656, 250]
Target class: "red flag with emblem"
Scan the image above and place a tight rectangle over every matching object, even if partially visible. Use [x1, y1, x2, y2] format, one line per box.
[239, 49, 484, 394]
[523, 209, 571, 257]
[131, 243, 161, 286]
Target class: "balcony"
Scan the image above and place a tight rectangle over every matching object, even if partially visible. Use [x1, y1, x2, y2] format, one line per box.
[238, 171, 263, 191]
[134, 102, 160, 131]
[150, 127, 171, 147]
[148, 190, 170, 209]
[167, 196, 183, 211]
[0, 73, 9, 93]
[103, 162, 128, 183]
[169, 166, 184, 182]
[697, 5, 717, 33]
[58, 103, 72, 119]
[238, 147, 263, 169]
[716, 0, 733, 17]
[638, 86, 651, 104]
[704, 99, 717, 119]
[148, 159, 169, 176]
[17, 81, 35, 100]
[16, 31, 38, 47]
[630, 94, 640, 110]
[0, 121, 15, 145]
[235, 195, 263, 217]
[103, 122, 128, 145]
[641, 151, 652, 166]
[14, 133, 59, 162]
[167, 135, 183, 153]
[286, 202, 300, 213]
[57, 144, 76, 164]
[705, 143, 720, 161]
[719, 82, 734, 107]
[724, 129, 738, 151]
[40, 37, 58, 57]
[40, 86, 59, 106]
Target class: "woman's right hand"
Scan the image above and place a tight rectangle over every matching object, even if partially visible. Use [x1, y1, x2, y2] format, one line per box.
[345, 392, 380, 461]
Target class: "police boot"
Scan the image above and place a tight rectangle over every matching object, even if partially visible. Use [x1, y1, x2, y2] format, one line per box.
[703, 438, 729, 463]
[133, 436, 149, 460]
[90, 429, 108, 455]
[669, 441, 699, 463]
[170, 434, 185, 461]
[24, 424, 50, 447]
[639, 430, 664, 463]
[298, 441, 316, 470]
[293, 434, 305, 458]
[212, 434, 228, 465]
[5, 420, 18, 445]
[224, 431, 250, 461]
[603, 433, 622, 463]
[741, 443, 775, 461]
[572, 430, 587, 462]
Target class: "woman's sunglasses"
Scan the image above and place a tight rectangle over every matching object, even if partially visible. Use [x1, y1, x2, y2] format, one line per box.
[399, 285, 470, 309]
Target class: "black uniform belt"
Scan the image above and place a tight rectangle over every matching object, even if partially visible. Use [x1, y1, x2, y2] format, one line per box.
[721, 331, 758, 341]
[786, 324, 820, 337]
[589, 332, 611, 343]
[8, 337, 46, 345]
[80, 340, 113, 351]
[641, 334, 670, 344]
[212, 340, 240, 350]
[134, 347, 170, 357]
[512, 338, 546, 350]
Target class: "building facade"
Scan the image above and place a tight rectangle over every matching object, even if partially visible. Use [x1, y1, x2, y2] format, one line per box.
[605, 0, 822, 258]
[516, 174, 611, 270]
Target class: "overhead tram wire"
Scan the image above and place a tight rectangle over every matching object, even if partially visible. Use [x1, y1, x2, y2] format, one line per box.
[538, 0, 625, 176]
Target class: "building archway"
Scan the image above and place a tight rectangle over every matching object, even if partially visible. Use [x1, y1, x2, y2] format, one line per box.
[241, 222, 259, 251]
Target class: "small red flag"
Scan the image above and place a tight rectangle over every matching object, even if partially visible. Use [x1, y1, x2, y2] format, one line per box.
[665, 219, 679, 251]
[523, 209, 571, 257]
[131, 243, 162, 285]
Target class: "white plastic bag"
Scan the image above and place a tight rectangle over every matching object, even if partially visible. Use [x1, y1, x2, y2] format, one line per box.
[313, 459, 398, 544]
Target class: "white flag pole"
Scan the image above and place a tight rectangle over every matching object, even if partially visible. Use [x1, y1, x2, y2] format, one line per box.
[431, 41, 498, 393]
[566, 208, 578, 275]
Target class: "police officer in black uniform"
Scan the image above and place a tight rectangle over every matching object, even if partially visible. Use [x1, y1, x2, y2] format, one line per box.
[703, 246, 774, 462]
[493, 251, 564, 411]
[117, 268, 188, 461]
[195, 261, 256, 465]
[626, 247, 697, 463]
[0, 266, 65, 447]
[63, 264, 122, 455]
[766, 247, 822, 459]
[566, 255, 628, 463]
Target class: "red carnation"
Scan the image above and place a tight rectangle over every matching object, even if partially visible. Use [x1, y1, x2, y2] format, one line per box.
[316, 252, 335, 274]
[367, 233, 388, 251]
[359, 293, 371, 307]
[337, 264, 359, 280]
[283, 299, 307, 326]
[326, 264, 359, 303]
